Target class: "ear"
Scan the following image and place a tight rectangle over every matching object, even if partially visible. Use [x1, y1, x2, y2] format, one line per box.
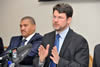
[32, 24, 36, 32]
[67, 17, 72, 25]
[34, 24, 36, 29]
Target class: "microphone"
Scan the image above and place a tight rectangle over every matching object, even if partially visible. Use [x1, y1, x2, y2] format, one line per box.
[0, 43, 32, 67]
[0, 54, 9, 63]
[12, 43, 32, 64]
[0, 49, 12, 62]
[0, 51, 10, 67]
[17, 43, 32, 54]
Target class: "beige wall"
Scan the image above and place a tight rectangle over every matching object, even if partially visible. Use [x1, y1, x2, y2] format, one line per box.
[0, 0, 100, 56]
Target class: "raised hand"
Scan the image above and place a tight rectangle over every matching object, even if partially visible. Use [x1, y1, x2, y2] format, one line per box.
[50, 46, 60, 64]
[38, 44, 50, 63]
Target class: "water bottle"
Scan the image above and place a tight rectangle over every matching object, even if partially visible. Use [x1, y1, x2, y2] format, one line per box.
[12, 49, 17, 59]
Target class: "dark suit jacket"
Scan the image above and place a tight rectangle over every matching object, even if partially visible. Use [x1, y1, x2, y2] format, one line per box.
[93, 44, 100, 67]
[33, 28, 89, 67]
[0, 37, 4, 55]
[7, 33, 42, 65]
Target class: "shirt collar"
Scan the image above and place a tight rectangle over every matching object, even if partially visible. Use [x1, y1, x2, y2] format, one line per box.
[22, 32, 35, 42]
[56, 27, 69, 39]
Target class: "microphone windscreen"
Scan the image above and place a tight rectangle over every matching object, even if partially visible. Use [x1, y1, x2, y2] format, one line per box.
[17, 43, 32, 54]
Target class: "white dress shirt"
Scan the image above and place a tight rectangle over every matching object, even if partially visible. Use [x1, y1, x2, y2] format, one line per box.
[22, 32, 35, 45]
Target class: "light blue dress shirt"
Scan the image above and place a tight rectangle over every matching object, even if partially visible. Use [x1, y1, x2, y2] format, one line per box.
[56, 27, 69, 54]
[39, 27, 69, 67]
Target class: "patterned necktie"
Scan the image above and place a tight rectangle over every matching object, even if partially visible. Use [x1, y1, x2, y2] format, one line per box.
[20, 39, 27, 46]
[50, 34, 60, 67]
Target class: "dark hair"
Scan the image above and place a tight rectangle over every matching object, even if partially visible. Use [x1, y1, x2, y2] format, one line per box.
[53, 3, 73, 18]
[21, 16, 36, 24]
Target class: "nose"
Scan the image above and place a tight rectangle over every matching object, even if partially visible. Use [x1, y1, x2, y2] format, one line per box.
[53, 17, 58, 23]
[20, 26, 25, 31]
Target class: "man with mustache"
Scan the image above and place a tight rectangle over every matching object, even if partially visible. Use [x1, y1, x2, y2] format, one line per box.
[7, 16, 42, 67]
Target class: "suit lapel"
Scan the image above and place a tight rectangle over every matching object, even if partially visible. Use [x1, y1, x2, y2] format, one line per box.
[50, 32, 55, 50]
[48, 31, 55, 56]
[16, 36, 23, 47]
[46, 31, 55, 66]
[27, 33, 37, 44]
[59, 29, 73, 57]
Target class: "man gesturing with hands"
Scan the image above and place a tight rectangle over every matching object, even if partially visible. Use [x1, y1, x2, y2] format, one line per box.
[35, 3, 89, 67]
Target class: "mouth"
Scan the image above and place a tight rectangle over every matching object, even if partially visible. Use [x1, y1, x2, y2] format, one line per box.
[53, 23, 59, 27]
[21, 31, 26, 34]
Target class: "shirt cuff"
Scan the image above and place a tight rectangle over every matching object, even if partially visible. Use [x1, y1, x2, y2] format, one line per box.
[39, 58, 45, 67]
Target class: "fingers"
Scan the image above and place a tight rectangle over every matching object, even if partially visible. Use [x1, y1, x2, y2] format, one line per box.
[52, 46, 58, 52]
[38, 44, 50, 57]
[46, 44, 50, 51]
[50, 46, 60, 64]
[38, 45, 44, 56]
[39, 45, 45, 50]
[50, 56, 55, 63]
[38, 44, 49, 63]
[38, 44, 60, 64]
[51, 46, 58, 57]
